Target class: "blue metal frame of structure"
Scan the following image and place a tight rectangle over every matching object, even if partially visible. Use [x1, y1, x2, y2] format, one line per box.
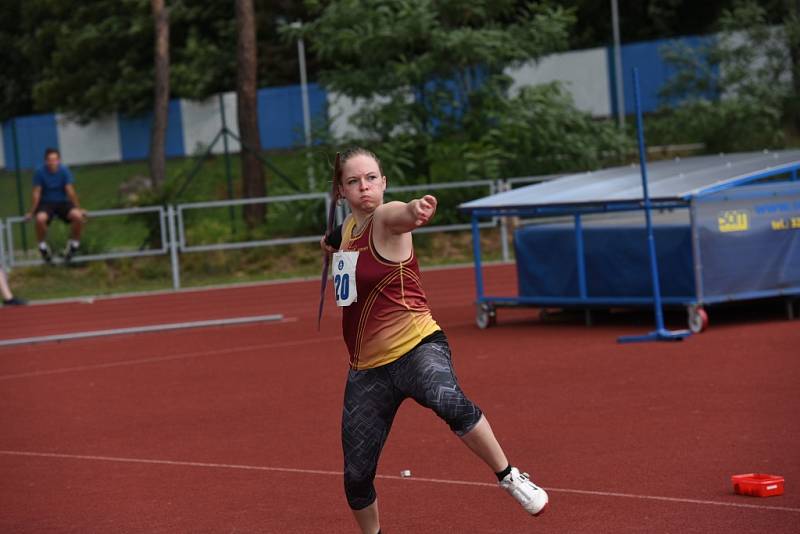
[617, 68, 690, 342]
[464, 73, 800, 335]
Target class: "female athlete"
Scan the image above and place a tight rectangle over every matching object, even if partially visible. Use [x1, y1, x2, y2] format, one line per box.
[321, 147, 547, 533]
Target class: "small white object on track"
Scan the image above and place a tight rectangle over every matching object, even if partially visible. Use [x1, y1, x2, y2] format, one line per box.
[400, 469, 412, 478]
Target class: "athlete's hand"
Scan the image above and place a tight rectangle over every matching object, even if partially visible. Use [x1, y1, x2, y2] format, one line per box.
[410, 195, 437, 226]
[320, 235, 336, 254]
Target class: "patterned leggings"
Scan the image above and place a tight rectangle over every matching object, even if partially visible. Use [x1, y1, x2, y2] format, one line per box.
[341, 333, 483, 510]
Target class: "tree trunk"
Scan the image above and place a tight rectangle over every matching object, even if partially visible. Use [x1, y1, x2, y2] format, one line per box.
[236, 0, 266, 228]
[149, 0, 169, 188]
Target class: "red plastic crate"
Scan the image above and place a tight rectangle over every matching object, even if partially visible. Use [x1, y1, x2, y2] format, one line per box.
[731, 473, 784, 497]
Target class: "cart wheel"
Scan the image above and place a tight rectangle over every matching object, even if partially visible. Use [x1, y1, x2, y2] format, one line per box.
[687, 306, 709, 333]
[476, 303, 497, 329]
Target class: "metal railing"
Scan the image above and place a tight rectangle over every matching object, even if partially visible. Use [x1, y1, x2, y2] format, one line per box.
[1, 178, 518, 291]
[177, 192, 328, 252]
[385, 179, 498, 234]
[3, 206, 168, 267]
[170, 179, 501, 288]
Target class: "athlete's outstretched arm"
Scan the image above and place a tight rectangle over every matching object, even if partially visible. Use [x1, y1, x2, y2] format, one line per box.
[376, 195, 437, 235]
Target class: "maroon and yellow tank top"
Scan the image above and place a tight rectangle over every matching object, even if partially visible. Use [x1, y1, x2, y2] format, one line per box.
[339, 215, 440, 370]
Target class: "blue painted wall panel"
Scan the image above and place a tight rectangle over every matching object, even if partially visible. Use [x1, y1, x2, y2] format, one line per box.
[118, 100, 185, 161]
[2, 114, 59, 171]
[608, 35, 716, 116]
[257, 83, 327, 150]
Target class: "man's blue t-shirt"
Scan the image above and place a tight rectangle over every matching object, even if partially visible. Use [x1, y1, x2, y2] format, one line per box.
[33, 164, 75, 203]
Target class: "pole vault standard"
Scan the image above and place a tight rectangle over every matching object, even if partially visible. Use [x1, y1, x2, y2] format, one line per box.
[618, 68, 691, 344]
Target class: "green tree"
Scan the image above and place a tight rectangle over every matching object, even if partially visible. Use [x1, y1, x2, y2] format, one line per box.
[1, 0, 316, 122]
[0, 2, 51, 120]
[657, 0, 795, 151]
[287, 0, 626, 182]
[470, 83, 629, 179]
[547, 0, 789, 49]
[236, 0, 267, 227]
[31, 0, 154, 120]
[150, 0, 170, 188]
[287, 1, 574, 179]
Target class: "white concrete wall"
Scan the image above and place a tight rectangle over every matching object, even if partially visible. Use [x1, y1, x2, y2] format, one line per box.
[180, 92, 241, 155]
[327, 91, 411, 139]
[327, 92, 369, 140]
[56, 114, 122, 166]
[330, 47, 614, 140]
[506, 47, 612, 117]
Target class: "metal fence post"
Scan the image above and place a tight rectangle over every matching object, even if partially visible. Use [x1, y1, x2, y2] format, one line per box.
[0, 221, 7, 270]
[167, 205, 181, 289]
[336, 202, 346, 226]
[5, 220, 16, 268]
[324, 194, 331, 228]
[498, 180, 510, 262]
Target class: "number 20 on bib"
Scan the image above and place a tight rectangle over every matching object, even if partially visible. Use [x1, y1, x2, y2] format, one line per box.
[332, 251, 358, 306]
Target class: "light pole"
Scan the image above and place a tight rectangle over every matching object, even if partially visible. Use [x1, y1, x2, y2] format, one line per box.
[291, 21, 315, 191]
[611, 0, 625, 128]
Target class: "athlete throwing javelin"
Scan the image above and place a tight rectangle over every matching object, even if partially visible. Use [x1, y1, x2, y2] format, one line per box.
[320, 147, 547, 533]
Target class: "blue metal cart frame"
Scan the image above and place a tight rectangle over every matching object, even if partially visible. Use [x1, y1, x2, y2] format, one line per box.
[466, 162, 800, 331]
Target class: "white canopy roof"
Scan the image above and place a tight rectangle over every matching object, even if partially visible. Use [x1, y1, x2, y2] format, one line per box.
[460, 150, 800, 212]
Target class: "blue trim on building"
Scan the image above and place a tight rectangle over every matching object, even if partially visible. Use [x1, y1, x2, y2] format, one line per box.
[118, 100, 185, 161]
[2, 114, 59, 171]
[257, 83, 327, 150]
[610, 35, 717, 117]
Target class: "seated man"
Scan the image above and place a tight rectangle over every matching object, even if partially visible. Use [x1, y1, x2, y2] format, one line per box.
[25, 148, 87, 263]
[0, 268, 25, 306]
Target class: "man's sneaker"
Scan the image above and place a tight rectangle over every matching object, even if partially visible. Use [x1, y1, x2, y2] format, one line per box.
[38, 243, 53, 264]
[63, 242, 79, 263]
[499, 467, 548, 516]
[2, 297, 26, 306]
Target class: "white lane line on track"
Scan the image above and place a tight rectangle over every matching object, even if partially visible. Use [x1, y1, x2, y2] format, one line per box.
[1, 450, 798, 514]
[0, 314, 290, 348]
[0, 335, 342, 381]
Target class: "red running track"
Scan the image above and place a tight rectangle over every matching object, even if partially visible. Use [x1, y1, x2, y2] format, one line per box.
[1, 264, 799, 533]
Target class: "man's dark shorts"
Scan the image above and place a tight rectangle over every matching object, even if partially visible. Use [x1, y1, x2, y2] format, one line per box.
[36, 202, 75, 224]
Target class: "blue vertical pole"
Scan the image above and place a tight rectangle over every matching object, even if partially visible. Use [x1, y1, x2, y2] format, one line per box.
[576, 213, 593, 326]
[618, 68, 690, 343]
[632, 69, 667, 331]
[575, 214, 587, 299]
[471, 212, 485, 302]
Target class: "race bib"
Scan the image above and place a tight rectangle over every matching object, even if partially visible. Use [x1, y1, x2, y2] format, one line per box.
[332, 251, 358, 307]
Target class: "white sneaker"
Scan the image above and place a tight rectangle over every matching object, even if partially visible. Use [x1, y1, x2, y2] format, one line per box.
[63, 241, 79, 263]
[38, 243, 53, 264]
[499, 467, 548, 516]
